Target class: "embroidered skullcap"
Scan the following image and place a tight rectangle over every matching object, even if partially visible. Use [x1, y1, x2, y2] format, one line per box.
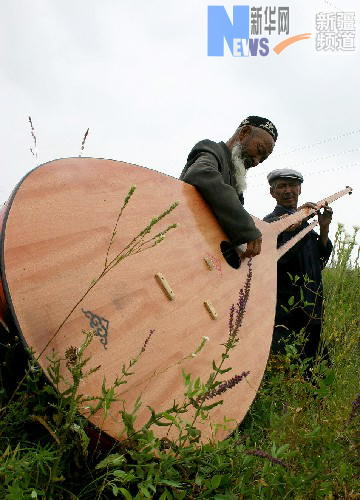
[267, 168, 304, 185]
[239, 116, 278, 142]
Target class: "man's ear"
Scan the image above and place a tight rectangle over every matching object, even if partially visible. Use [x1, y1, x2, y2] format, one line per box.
[270, 186, 276, 199]
[238, 125, 252, 140]
[299, 184, 302, 195]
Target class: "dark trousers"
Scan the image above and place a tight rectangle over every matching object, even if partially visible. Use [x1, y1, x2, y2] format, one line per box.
[272, 309, 323, 360]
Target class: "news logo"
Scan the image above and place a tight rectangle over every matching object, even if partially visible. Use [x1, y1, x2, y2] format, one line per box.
[208, 5, 289, 57]
[207, 6, 356, 57]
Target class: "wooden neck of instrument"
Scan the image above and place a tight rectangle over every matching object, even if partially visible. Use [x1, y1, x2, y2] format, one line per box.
[269, 186, 353, 236]
[276, 221, 318, 260]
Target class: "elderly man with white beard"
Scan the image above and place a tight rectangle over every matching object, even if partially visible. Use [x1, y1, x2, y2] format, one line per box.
[180, 116, 277, 258]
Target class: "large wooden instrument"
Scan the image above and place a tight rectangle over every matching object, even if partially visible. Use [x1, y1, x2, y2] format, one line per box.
[0, 158, 352, 442]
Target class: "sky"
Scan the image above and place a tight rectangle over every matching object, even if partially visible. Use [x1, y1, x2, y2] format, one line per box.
[1, 0, 359, 245]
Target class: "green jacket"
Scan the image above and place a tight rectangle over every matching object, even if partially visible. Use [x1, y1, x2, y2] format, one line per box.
[180, 139, 261, 245]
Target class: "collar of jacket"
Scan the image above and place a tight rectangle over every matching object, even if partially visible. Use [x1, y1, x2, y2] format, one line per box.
[274, 204, 297, 215]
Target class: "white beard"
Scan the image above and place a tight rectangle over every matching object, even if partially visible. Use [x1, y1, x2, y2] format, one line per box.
[231, 144, 247, 195]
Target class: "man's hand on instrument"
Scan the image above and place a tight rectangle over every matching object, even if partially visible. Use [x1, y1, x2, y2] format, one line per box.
[277, 202, 320, 232]
[298, 201, 319, 213]
[284, 201, 320, 231]
[242, 237, 262, 257]
[317, 201, 333, 229]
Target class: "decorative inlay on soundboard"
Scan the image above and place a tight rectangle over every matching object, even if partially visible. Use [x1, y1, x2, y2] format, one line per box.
[82, 309, 110, 349]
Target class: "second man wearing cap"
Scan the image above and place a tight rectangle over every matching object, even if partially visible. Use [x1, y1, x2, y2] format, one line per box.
[264, 169, 333, 362]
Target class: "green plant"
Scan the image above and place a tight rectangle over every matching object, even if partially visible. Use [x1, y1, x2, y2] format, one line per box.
[0, 223, 358, 499]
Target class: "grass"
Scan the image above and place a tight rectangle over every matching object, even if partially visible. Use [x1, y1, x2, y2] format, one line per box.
[0, 224, 358, 499]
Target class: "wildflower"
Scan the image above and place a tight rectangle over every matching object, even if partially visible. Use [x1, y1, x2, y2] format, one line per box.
[28, 116, 38, 159]
[227, 259, 253, 347]
[65, 346, 78, 368]
[228, 303, 235, 333]
[349, 393, 360, 422]
[79, 128, 89, 157]
[141, 329, 155, 353]
[191, 336, 210, 357]
[198, 371, 250, 402]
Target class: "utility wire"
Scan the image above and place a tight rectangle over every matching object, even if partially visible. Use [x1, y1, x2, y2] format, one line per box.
[247, 162, 359, 189]
[271, 128, 360, 159]
[250, 146, 360, 179]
